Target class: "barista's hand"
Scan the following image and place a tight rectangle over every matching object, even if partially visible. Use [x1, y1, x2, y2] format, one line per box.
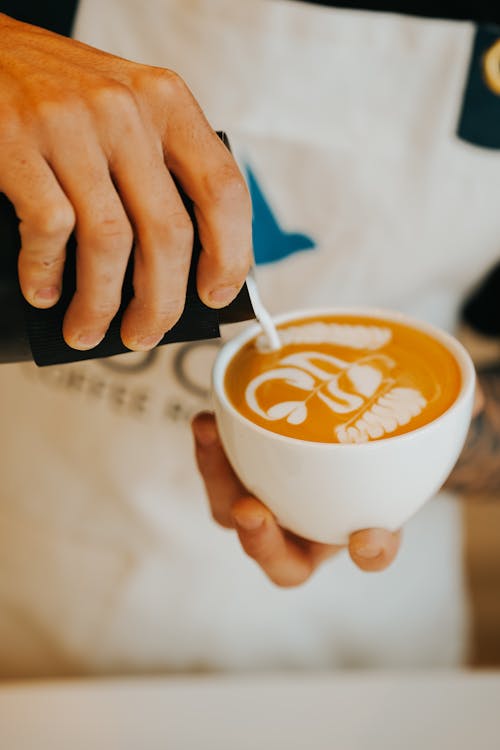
[192, 412, 401, 586]
[0, 14, 252, 351]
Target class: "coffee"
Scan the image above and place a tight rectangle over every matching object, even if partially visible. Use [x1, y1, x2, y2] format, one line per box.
[224, 314, 461, 443]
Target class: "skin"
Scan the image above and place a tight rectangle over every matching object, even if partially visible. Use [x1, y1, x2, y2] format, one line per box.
[0, 14, 252, 350]
[192, 411, 402, 586]
[0, 14, 400, 588]
[445, 365, 500, 500]
[193, 371, 499, 587]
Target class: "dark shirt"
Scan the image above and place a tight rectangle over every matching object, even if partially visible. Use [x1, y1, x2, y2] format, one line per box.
[1, 1, 499, 38]
[302, 1, 500, 25]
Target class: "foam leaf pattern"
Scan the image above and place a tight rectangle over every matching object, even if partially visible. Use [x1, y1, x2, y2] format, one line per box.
[335, 387, 427, 444]
[256, 323, 392, 352]
[267, 401, 308, 424]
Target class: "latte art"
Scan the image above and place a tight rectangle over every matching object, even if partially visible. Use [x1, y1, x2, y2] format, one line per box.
[256, 321, 392, 352]
[224, 315, 461, 443]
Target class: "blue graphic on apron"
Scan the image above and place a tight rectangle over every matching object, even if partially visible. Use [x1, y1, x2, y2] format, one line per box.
[245, 165, 316, 265]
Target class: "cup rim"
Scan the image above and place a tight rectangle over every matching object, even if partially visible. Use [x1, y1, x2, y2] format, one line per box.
[213, 306, 476, 449]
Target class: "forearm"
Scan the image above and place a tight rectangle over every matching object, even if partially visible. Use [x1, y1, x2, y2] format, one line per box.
[445, 364, 500, 499]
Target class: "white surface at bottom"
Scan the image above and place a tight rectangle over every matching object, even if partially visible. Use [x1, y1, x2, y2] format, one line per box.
[0, 672, 499, 750]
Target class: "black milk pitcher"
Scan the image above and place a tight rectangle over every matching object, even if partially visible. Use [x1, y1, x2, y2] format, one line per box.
[0, 135, 254, 366]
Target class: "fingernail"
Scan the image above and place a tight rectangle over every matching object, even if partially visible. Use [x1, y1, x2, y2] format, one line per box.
[74, 332, 105, 349]
[233, 512, 265, 531]
[34, 286, 59, 303]
[128, 334, 163, 351]
[355, 544, 383, 560]
[209, 286, 239, 306]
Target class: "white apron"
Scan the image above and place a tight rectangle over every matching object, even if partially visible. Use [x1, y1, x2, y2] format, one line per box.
[1, 0, 498, 677]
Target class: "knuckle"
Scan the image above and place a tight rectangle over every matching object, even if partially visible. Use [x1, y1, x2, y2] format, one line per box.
[91, 81, 139, 124]
[19, 248, 65, 282]
[28, 201, 75, 240]
[145, 210, 193, 249]
[155, 300, 184, 328]
[84, 297, 121, 321]
[87, 215, 134, 252]
[36, 95, 85, 129]
[203, 164, 250, 211]
[168, 211, 194, 243]
[25, 254, 65, 274]
[144, 67, 189, 100]
[134, 298, 184, 330]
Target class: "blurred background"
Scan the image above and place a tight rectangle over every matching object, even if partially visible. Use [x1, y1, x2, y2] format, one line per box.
[460, 263, 500, 667]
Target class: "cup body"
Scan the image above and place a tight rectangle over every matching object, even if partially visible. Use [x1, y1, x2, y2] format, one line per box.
[212, 308, 475, 545]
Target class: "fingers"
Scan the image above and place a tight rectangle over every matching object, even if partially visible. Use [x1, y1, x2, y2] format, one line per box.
[158, 74, 253, 308]
[44, 87, 194, 351]
[1, 47, 252, 352]
[193, 412, 402, 582]
[1, 16, 254, 354]
[348, 528, 402, 572]
[44, 125, 132, 349]
[192, 411, 342, 586]
[192, 143, 253, 308]
[232, 497, 342, 587]
[192, 411, 247, 528]
[108, 113, 193, 350]
[0, 142, 74, 308]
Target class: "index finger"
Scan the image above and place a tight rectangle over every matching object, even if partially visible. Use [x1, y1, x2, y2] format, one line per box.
[231, 497, 342, 588]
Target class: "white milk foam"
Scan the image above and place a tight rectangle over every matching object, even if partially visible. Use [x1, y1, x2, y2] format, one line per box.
[247, 322, 428, 443]
[256, 322, 392, 352]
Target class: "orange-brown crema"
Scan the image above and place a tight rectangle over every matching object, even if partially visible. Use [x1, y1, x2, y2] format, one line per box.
[224, 315, 461, 444]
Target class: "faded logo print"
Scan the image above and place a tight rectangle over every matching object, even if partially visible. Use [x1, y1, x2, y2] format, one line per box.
[23, 340, 222, 425]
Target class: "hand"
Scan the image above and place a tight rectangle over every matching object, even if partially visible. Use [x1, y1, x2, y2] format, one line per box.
[0, 14, 252, 350]
[192, 412, 401, 587]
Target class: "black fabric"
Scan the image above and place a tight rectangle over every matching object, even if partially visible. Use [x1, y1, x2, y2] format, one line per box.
[457, 25, 500, 150]
[295, 1, 500, 24]
[0, 195, 31, 363]
[2, 0, 500, 34]
[0, 0, 78, 35]
[462, 264, 500, 338]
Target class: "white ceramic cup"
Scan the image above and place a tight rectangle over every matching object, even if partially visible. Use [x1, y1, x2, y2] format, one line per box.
[212, 308, 476, 544]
